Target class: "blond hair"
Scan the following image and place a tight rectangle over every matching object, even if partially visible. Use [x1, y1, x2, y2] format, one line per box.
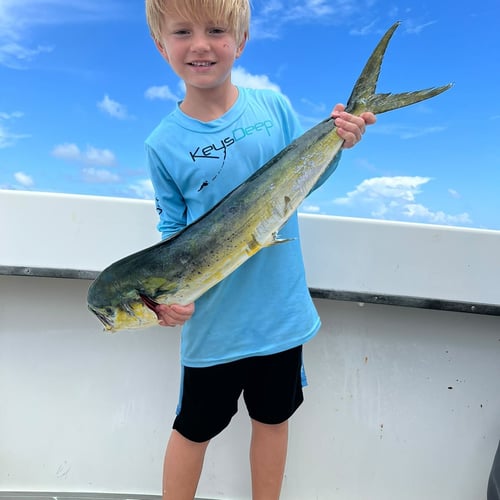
[145, 0, 250, 45]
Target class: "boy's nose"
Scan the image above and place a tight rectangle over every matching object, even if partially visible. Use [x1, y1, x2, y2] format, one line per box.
[190, 33, 210, 52]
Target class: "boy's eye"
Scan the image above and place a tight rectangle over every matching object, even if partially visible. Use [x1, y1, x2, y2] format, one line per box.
[209, 27, 226, 35]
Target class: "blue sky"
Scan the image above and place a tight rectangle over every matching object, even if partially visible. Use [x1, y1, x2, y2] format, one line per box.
[1, 0, 499, 231]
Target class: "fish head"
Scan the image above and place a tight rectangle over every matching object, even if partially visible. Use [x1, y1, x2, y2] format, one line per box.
[87, 240, 185, 332]
[87, 299, 159, 332]
[87, 273, 162, 332]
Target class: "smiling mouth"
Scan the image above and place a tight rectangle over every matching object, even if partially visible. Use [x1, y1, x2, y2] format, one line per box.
[189, 61, 215, 67]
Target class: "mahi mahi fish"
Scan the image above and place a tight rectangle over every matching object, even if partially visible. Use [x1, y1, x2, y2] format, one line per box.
[87, 22, 452, 332]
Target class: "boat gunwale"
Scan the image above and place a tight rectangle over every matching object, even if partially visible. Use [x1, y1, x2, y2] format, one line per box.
[2, 265, 498, 317]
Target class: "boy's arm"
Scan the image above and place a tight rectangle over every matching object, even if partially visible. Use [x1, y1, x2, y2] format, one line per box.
[146, 144, 196, 326]
[146, 144, 188, 240]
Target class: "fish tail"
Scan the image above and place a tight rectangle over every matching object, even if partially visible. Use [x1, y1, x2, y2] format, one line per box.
[345, 22, 453, 115]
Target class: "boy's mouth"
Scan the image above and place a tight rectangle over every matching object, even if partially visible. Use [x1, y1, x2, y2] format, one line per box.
[189, 61, 215, 67]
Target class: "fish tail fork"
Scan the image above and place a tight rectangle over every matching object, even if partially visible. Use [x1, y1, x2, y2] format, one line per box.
[345, 21, 453, 116]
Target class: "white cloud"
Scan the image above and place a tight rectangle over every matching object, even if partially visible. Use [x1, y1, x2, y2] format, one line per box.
[85, 146, 116, 166]
[14, 171, 34, 188]
[280, 0, 338, 22]
[300, 98, 327, 116]
[52, 143, 116, 166]
[97, 95, 130, 120]
[0, 125, 29, 148]
[0, 42, 53, 68]
[82, 168, 120, 184]
[52, 143, 81, 160]
[371, 123, 447, 140]
[404, 203, 471, 225]
[0, 125, 14, 148]
[0, 111, 24, 120]
[349, 20, 378, 36]
[335, 176, 430, 205]
[404, 20, 437, 35]
[0, 111, 29, 147]
[251, 0, 370, 38]
[128, 179, 155, 199]
[0, 0, 122, 67]
[232, 66, 281, 92]
[301, 203, 321, 213]
[0, 0, 122, 26]
[145, 85, 179, 102]
[334, 176, 471, 226]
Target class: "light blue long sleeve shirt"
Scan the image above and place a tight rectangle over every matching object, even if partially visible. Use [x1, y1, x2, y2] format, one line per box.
[146, 87, 340, 367]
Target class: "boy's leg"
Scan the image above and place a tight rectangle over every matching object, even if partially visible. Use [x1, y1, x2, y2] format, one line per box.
[488, 441, 500, 500]
[164, 361, 244, 499]
[163, 429, 210, 500]
[250, 419, 289, 500]
[244, 346, 304, 499]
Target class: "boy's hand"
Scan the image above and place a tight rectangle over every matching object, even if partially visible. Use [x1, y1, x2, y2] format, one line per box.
[155, 303, 195, 328]
[331, 103, 376, 149]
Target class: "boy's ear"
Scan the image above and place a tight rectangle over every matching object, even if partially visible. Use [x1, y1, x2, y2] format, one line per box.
[236, 32, 248, 58]
[154, 39, 169, 62]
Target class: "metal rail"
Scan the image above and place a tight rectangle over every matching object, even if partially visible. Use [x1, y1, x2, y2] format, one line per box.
[2, 265, 499, 316]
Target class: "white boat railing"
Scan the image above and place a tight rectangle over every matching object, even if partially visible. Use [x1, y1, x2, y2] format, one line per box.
[1, 190, 499, 500]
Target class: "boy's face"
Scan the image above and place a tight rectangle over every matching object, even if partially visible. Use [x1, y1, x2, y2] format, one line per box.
[156, 14, 246, 92]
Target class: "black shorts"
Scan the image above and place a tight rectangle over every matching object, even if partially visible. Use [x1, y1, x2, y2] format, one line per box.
[173, 345, 305, 443]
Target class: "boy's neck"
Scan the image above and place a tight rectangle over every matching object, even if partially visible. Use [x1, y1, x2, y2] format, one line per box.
[180, 82, 239, 122]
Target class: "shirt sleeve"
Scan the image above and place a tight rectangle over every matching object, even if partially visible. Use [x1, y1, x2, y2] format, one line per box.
[145, 143, 187, 240]
[273, 92, 304, 143]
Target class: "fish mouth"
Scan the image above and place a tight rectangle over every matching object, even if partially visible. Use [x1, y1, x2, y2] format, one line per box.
[88, 306, 114, 331]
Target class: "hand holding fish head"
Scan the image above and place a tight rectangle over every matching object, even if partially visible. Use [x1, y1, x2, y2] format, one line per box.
[155, 302, 195, 328]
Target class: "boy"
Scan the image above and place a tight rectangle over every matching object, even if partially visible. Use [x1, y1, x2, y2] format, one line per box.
[144, 0, 375, 498]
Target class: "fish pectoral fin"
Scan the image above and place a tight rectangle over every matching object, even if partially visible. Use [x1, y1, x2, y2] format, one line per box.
[246, 229, 295, 256]
[139, 293, 160, 313]
[265, 232, 296, 247]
